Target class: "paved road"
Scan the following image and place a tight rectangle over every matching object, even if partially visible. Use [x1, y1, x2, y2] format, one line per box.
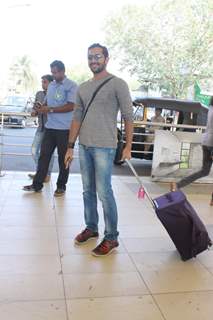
[0, 127, 152, 176]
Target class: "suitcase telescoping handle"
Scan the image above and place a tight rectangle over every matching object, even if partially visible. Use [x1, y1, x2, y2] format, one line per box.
[125, 159, 156, 209]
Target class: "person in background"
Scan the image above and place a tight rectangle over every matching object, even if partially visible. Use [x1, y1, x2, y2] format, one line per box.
[29, 74, 54, 182]
[64, 43, 133, 256]
[23, 60, 78, 197]
[171, 96, 213, 206]
[144, 107, 165, 154]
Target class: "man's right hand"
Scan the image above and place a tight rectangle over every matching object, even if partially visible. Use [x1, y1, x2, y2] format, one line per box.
[64, 148, 74, 169]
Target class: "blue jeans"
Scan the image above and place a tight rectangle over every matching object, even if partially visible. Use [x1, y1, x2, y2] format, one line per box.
[31, 129, 54, 176]
[79, 144, 119, 241]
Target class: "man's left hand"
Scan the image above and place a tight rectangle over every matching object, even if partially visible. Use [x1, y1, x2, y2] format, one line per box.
[121, 146, 131, 161]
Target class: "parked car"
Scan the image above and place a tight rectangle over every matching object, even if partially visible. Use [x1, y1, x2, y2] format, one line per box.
[0, 95, 33, 128]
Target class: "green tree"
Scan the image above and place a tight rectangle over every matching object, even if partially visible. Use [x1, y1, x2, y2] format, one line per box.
[104, 0, 213, 98]
[9, 55, 38, 94]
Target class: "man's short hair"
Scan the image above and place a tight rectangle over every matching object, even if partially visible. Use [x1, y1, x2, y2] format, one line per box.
[88, 43, 109, 58]
[50, 60, 65, 72]
[41, 74, 53, 82]
[156, 107, 162, 113]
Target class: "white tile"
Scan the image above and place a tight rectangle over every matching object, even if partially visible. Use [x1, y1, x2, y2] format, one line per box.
[62, 253, 136, 274]
[55, 207, 84, 216]
[67, 296, 164, 320]
[55, 199, 84, 207]
[130, 251, 195, 271]
[119, 225, 168, 238]
[54, 196, 83, 205]
[2, 201, 53, 210]
[122, 237, 176, 253]
[154, 292, 213, 320]
[0, 255, 61, 275]
[56, 213, 86, 226]
[0, 214, 56, 226]
[0, 301, 67, 320]
[0, 238, 59, 255]
[64, 272, 148, 298]
[56, 210, 105, 226]
[1, 206, 55, 215]
[55, 206, 84, 215]
[0, 171, 213, 320]
[140, 262, 213, 294]
[206, 225, 213, 240]
[118, 213, 157, 226]
[197, 250, 213, 268]
[0, 227, 57, 240]
[0, 274, 64, 300]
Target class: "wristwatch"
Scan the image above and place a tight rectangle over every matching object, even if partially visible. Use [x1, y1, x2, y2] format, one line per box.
[48, 107, 54, 113]
[67, 142, 75, 149]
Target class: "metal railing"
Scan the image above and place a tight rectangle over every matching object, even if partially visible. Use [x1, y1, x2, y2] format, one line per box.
[122, 121, 206, 158]
[0, 112, 207, 175]
[0, 112, 35, 175]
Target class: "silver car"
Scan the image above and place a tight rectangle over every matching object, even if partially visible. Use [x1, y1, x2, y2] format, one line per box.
[0, 95, 33, 128]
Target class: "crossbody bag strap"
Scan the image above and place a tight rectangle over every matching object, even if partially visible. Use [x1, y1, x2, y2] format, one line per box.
[69, 76, 114, 148]
[80, 76, 114, 125]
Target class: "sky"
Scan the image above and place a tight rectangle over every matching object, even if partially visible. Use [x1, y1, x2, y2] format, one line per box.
[0, 0, 155, 87]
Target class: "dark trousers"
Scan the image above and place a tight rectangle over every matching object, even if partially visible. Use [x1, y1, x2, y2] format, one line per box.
[177, 146, 213, 189]
[33, 128, 69, 190]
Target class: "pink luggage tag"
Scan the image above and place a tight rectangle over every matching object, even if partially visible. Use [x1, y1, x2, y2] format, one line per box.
[138, 186, 145, 199]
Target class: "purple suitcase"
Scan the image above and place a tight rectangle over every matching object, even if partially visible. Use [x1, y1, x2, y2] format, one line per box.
[126, 160, 212, 261]
[153, 191, 212, 260]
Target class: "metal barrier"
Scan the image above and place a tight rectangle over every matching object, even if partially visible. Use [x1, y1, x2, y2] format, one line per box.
[0, 113, 4, 176]
[0, 112, 207, 175]
[0, 112, 34, 175]
[122, 121, 206, 159]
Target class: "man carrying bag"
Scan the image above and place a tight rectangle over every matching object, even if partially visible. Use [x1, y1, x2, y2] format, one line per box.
[65, 43, 133, 257]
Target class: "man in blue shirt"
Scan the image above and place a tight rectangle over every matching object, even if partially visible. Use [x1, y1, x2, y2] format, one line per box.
[23, 60, 77, 196]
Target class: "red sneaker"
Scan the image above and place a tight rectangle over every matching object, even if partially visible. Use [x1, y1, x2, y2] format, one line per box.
[92, 239, 119, 257]
[75, 228, 99, 245]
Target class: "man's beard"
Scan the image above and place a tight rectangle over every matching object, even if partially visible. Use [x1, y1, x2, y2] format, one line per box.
[89, 63, 106, 74]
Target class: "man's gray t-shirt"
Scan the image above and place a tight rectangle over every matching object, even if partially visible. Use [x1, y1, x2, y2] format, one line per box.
[73, 75, 133, 148]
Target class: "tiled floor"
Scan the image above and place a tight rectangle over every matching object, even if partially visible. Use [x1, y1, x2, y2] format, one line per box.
[0, 171, 212, 319]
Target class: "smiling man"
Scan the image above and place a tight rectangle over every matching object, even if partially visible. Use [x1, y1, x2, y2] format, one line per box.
[65, 43, 133, 256]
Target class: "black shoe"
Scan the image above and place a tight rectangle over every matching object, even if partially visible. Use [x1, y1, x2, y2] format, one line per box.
[54, 188, 65, 197]
[23, 184, 42, 192]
